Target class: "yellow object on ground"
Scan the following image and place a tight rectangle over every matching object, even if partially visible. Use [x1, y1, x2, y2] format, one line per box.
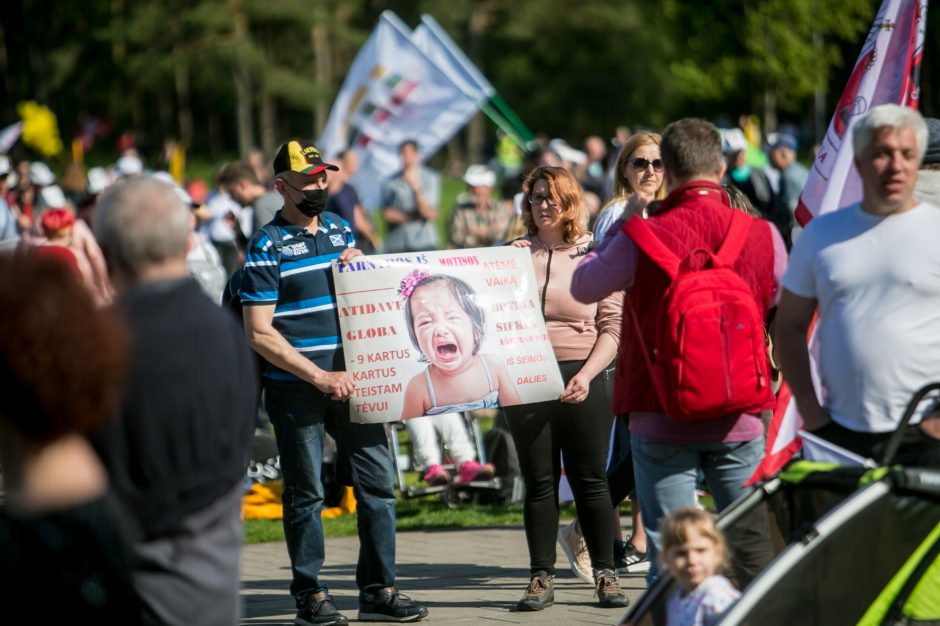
[242, 482, 358, 520]
[243, 483, 283, 520]
[321, 486, 357, 519]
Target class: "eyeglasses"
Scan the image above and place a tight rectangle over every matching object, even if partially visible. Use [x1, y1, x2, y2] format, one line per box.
[630, 157, 664, 173]
[528, 194, 558, 208]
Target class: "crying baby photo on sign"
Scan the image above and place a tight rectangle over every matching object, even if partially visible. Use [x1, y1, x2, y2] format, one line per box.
[333, 246, 565, 423]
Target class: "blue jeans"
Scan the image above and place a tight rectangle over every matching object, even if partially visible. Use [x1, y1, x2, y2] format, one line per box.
[631, 434, 769, 583]
[264, 380, 397, 607]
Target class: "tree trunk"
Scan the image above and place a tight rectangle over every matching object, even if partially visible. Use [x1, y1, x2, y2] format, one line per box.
[260, 91, 276, 160]
[312, 13, 332, 137]
[173, 44, 194, 147]
[763, 87, 778, 136]
[230, 0, 254, 158]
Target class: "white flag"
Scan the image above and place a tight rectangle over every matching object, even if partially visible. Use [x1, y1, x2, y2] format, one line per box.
[411, 15, 495, 105]
[0, 121, 23, 154]
[318, 11, 479, 213]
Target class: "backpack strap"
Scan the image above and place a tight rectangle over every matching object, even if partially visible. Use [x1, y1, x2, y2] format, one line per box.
[624, 216, 681, 279]
[260, 223, 284, 254]
[318, 211, 352, 247]
[714, 210, 752, 268]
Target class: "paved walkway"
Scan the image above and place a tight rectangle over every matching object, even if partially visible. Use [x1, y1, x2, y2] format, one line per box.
[241, 523, 648, 625]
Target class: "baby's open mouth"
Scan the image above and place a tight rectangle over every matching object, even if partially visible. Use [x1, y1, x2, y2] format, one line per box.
[436, 343, 458, 359]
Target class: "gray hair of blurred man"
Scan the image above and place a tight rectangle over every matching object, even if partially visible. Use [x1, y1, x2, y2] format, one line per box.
[93, 177, 191, 279]
[661, 118, 724, 183]
[852, 104, 929, 162]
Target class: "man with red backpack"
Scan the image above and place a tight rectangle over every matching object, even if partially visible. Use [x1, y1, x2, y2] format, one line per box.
[571, 118, 788, 585]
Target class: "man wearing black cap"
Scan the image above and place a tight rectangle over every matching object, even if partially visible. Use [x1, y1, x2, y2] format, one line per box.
[239, 139, 428, 625]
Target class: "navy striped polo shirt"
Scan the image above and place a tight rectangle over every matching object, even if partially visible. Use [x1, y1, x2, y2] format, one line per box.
[240, 210, 355, 380]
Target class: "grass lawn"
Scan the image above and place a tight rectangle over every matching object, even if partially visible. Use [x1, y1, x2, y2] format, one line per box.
[244, 497, 643, 544]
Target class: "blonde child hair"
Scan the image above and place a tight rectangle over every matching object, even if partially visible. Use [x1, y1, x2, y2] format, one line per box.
[660, 507, 731, 574]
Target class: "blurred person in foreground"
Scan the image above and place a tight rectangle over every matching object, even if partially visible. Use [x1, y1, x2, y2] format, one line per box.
[507, 166, 628, 611]
[778, 105, 940, 468]
[0, 255, 139, 621]
[240, 139, 428, 625]
[92, 176, 257, 626]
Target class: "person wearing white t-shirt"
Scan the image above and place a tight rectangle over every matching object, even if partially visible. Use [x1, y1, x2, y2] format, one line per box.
[777, 104, 940, 467]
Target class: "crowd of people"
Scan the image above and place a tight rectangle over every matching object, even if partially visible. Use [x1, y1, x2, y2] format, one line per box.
[1, 104, 940, 626]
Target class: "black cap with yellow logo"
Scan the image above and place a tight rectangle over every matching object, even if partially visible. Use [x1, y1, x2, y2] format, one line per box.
[272, 140, 339, 178]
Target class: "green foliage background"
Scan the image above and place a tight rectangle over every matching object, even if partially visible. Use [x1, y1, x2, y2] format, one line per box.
[1, 0, 936, 169]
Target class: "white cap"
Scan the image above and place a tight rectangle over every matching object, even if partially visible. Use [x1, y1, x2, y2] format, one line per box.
[87, 167, 111, 195]
[115, 154, 144, 177]
[29, 161, 56, 186]
[0, 155, 9, 177]
[548, 138, 587, 165]
[463, 164, 496, 188]
[39, 184, 67, 209]
[721, 128, 749, 154]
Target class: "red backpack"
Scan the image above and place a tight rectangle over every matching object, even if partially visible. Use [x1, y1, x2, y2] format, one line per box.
[624, 211, 775, 420]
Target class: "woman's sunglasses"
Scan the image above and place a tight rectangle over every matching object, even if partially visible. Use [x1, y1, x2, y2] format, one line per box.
[630, 157, 664, 173]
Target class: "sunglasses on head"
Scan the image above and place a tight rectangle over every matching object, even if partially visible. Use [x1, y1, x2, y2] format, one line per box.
[630, 157, 664, 172]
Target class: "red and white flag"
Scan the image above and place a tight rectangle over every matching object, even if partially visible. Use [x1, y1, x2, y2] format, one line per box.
[749, 0, 928, 484]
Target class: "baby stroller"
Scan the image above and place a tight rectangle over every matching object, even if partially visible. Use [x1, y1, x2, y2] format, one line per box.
[621, 382, 940, 626]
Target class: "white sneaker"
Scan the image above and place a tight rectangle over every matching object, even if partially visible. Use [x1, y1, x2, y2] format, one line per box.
[557, 520, 593, 584]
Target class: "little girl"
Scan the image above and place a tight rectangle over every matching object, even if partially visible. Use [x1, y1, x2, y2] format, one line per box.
[662, 507, 741, 626]
[399, 270, 520, 418]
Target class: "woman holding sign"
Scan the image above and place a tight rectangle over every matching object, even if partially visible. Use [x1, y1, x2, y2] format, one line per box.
[506, 166, 627, 611]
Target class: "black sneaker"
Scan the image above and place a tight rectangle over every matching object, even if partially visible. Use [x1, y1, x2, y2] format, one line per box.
[595, 569, 630, 609]
[614, 539, 651, 574]
[358, 587, 428, 622]
[296, 592, 348, 626]
[517, 571, 554, 611]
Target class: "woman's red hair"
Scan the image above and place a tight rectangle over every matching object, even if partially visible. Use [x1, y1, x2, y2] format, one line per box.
[40, 208, 76, 238]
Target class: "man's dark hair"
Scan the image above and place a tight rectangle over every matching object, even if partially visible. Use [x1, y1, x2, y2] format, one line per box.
[661, 118, 723, 181]
[217, 161, 260, 187]
[399, 139, 419, 153]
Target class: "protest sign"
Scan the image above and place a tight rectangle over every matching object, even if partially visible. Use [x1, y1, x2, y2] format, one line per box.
[333, 246, 564, 423]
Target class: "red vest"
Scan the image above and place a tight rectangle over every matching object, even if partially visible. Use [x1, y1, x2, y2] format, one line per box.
[613, 181, 777, 415]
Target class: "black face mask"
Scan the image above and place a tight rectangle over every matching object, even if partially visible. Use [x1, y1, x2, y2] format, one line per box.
[296, 188, 328, 217]
[283, 179, 328, 217]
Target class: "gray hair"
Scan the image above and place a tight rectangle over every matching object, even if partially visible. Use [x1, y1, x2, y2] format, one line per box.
[93, 176, 190, 277]
[852, 104, 929, 162]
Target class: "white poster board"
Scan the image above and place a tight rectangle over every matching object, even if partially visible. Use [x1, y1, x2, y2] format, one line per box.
[333, 247, 564, 423]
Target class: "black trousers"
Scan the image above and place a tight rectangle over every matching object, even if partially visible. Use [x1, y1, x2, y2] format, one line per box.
[504, 360, 615, 575]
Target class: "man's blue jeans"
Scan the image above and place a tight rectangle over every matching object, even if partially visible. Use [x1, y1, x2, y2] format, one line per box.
[630, 434, 771, 584]
[264, 379, 397, 607]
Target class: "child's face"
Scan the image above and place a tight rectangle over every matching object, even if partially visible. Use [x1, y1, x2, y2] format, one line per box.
[410, 282, 476, 373]
[665, 528, 722, 593]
